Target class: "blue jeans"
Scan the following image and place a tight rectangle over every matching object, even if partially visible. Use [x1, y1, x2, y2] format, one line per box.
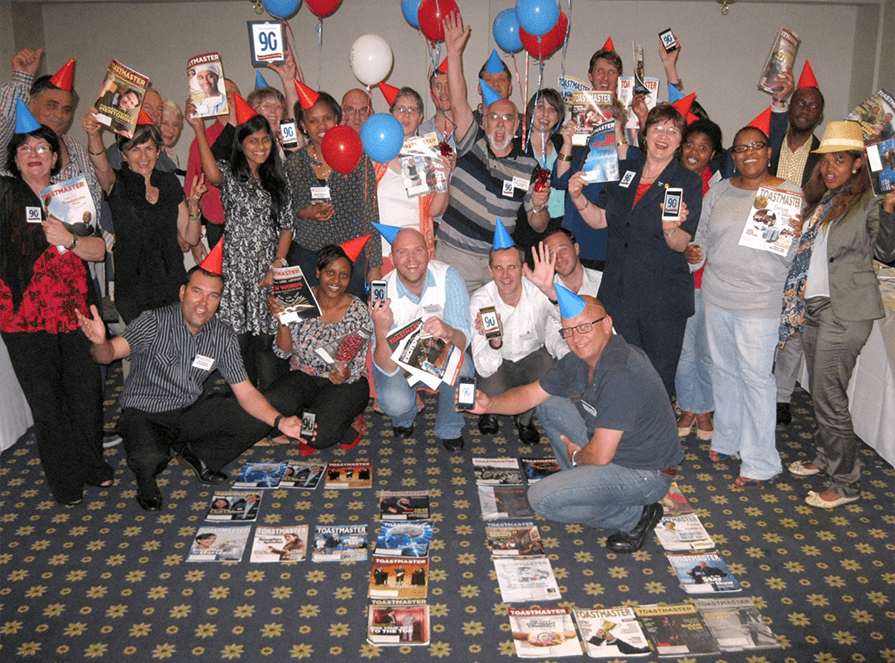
[674, 289, 713, 414]
[704, 305, 782, 480]
[531, 396, 671, 532]
[372, 352, 474, 439]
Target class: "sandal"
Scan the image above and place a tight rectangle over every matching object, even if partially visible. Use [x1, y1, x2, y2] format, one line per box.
[805, 490, 860, 509]
[695, 414, 714, 441]
[788, 460, 820, 476]
[734, 475, 771, 489]
[677, 411, 696, 438]
[709, 450, 735, 463]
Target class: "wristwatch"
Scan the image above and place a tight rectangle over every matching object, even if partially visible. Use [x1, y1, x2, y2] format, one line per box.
[65, 235, 78, 251]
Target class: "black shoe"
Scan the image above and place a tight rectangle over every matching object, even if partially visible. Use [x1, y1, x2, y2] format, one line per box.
[478, 414, 499, 435]
[393, 423, 415, 438]
[514, 416, 541, 445]
[177, 447, 228, 484]
[136, 488, 163, 512]
[776, 402, 792, 426]
[440, 436, 465, 452]
[605, 503, 664, 554]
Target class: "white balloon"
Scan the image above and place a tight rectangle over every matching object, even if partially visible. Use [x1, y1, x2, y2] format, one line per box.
[349, 34, 394, 87]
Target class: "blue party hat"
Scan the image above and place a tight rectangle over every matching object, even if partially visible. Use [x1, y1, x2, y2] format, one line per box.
[555, 283, 586, 319]
[14, 98, 40, 134]
[254, 71, 268, 89]
[668, 84, 685, 104]
[484, 49, 504, 74]
[373, 222, 402, 245]
[492, 217, 514, 250]
[480, 78, 502, 108]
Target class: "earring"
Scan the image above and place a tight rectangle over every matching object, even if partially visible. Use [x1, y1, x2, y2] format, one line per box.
[852, 169, 858, 174]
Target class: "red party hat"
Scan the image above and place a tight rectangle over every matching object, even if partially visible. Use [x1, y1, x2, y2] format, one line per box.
[49, 58, 75, 91]
[671, 92, 695, 118]
[199, 239, 224, 275]
[378, 82, 400, 107]
[686, 112, 699, 125]
[797, 60, 819, 89]
[341, 234, 370, 262]
[136, 109, 154, 125]
[232, 93, 259, 125]
[436, 58, 448, 74]
[602, 36, 615, 52]
[748, 107, 772, 135]
[294, 79, 320, 110]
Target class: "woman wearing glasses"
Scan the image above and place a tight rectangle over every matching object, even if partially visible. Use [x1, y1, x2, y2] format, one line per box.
[691, 126, 803, 488]
[566, 104, 702, 399]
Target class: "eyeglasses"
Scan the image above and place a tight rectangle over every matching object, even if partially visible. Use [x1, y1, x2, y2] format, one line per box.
[559, 316, 607, 338]
[487, 113, 515, 122]
[342, 106, 370, 116]
[394, 106, 421, 116]
[258, 103, 284, 114]
[732, 142, 768, 153]
[648, 124, 681, 136]
[17, 144, 52, 155]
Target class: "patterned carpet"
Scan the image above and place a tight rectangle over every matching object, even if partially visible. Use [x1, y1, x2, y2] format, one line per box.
[1, 366, 893, 663]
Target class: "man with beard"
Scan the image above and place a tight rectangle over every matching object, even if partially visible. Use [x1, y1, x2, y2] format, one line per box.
[524, 228, 604, 301]
[436, 12, 550, 293]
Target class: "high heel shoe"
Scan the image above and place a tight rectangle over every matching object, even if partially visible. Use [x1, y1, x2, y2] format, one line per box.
[677, 411, 696, 438]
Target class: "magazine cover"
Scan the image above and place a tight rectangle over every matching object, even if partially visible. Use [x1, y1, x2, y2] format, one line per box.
[278, 462, 327, 489]
[667, 550, 742, 594]
[205, 490, 261, 522]
[654, 515, 715, 551]
[569, 90, 616, 146]
[39, 176, 97, 241]
[737, 183, 803, 256]
[187, 525, 251, 562]
[187, 52, 228, 119]
[233, 461, 289, 489]
[369, 556, 429, 600]
[314, 326, 373, 367]
[94, 59, 150, 139]
[249, 525, 309, 562]
[484, 521, 545, 557]
[508, 606, 582, 658]
[272, 264, 322, 325]
[472, 457, 524, 485]
[632, 42, 650, 95]
[375, 521, 433, 557]
[757, 27, 801, 94]
[392, 321, 463, 390]
[659, 481, 694, 516]
[695, 596, 781, 651]
[379, 490, 430, 521]
[635, 603, 720, 657]
[493, 557, 561, 603]
[558, 75, 593, 109]
[325, 461, 372, 489]
[399, 133, 447, 197]
[520, 456, 561, 483]
[574, 606, 652, 658]
[312, 524, 368, 562]
[581, 121, 620, 184]
[866, 136, 895, 196]
[617, 76, 658, 146]
[367, 601, 431, 646]
[477, 485, 535, 521]
[846, 88, 895, 144]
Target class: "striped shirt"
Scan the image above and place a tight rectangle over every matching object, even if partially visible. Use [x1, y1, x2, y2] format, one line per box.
[438, 123, 537, 255]
[120, 304, 248, 413]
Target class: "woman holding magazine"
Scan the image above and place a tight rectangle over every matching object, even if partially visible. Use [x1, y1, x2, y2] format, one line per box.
[265, 243, 372, 455]
[185, 97, 293, 391]
[691, 125, 803, 488]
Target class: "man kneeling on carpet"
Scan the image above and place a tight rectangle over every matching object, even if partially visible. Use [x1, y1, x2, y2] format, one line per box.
[75, 243, 304, 511]
[464, 286, 683, 553]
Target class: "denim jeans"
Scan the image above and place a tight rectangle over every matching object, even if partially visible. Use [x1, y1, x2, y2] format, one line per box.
[531, 396, 671, 532]
[674, 289, 713, 414]
[372, 352, 474, 439]
[704, 305, 782, 480]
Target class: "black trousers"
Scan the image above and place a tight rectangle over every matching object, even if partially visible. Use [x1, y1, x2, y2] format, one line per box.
[3, 329, 113, 503]
[611, 311, 689, 402]
[119, 390, 272, 496]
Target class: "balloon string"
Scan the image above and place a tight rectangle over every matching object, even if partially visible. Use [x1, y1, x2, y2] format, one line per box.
[560, 0, 572, 79]
[521, 53, 530, 148]
[317, 20, 324, 89]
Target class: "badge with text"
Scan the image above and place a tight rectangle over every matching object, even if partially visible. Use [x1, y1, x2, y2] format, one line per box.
[310, 186, 331, 202]
[192, 354, 215, 371]
[247, 21, 286, 66]
[26, 207, 42, 223]
[619, 171, 636, 188]
[502, 180, 515, 197]
[512, 176, 529, 191]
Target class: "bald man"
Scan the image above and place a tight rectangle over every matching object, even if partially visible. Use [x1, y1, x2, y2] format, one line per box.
[341, 88, 372, 133]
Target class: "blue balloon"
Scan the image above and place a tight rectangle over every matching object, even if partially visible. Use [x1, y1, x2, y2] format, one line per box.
[262, 0, 301, 20]
[515, 0, 559, 37]
[492, 9, 522, 53]
[401, 0, 423, 29]
[360, 113, 404, 163]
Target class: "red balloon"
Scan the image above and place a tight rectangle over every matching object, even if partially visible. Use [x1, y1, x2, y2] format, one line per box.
[321, 125, 363, 175]
[417, 0, 459, 42]
[519, 10, 567, 60]
[305, 0, 341, 18]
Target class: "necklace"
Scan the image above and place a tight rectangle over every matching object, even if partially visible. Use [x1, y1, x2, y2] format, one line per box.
[309, 145, 327, 169]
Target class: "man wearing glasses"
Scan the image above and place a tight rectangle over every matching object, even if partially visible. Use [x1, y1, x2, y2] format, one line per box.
[466, 288, 682, 554]
[341, 88, 373, 134]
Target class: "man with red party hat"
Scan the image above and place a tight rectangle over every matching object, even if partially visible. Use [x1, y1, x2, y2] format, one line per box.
[76, 246, 305, 513]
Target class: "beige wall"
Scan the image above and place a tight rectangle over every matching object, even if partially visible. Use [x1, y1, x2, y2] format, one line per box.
[6, 1, 883, 162]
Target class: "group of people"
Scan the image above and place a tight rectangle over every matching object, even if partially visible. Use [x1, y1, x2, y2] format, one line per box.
[1, 9, 893, 559]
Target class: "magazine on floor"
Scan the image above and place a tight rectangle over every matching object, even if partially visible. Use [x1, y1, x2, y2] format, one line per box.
[187, 525, 251, 563]
[325, 461, 372, 489]
[477, 485, 535, 521]
[39, 176, 97, 248]
[659, 481, 694, 516]
[205, 490, 261, 522]
[473, 457, 524, 485]
[375, 521, 433, 558]
[278, 462, 327, 489]
[508, 606, 582, 657]
[93, 59, 150, 139]
[484, 521, 545, 557]
[312, 524, 368, 562]
[757, 27, 800, 94]
[367, 601, 431, 646]
[635, 603, 720, 657]
[272, 264, 322, 324]
[369, 556, 429, 600]
[846, 88, 895, 144]
[667, 550, 742, 594]
[574, 606, 652, 658]
[695, 596, 781, 651]
[249, 525, 309, 562]
[519, 456, 561, 483]
[379, 490, 430, 521]
[737, 184, 803, 256]
[233, 461, 289, 489]
[654, 515, 715, 551]
[493, 557, 561, 603]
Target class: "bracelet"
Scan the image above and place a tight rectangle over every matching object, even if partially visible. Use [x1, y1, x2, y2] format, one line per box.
[571, 448, 581, 467]
[532, 203, 546, 214]
[273, 414, 283, 431]
[274, 257, 288, 267]
[556, 152, 572, 162]
[65, 234, 78, 251]
[88, 148, 105, 157]
[188, 214, 201, 222]
[664, 228, 679, 238]
[772, 97, 788, 104]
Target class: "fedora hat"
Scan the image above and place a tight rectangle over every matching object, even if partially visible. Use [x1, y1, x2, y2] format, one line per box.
[812, 121, 864, 153]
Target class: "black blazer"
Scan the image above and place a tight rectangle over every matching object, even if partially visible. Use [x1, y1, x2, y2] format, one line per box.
[769, 109, 820, 186]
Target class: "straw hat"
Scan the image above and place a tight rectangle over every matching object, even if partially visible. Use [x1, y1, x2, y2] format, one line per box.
[812, 121, 864, 153]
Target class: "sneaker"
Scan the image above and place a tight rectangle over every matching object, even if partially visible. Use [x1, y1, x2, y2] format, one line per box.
[103, 433, 123, 448]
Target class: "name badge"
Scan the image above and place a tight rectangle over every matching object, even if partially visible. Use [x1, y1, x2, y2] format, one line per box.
[422, 304, 443, 316]
[581, 399, 597, 417]
[310, 186, 331, 200]
[192, 354, 215, 371]
[512, 176, 529, 191]
[619, 171, 636, 188]
[502, 180, 515, 197]
[26, 207, 42, 223]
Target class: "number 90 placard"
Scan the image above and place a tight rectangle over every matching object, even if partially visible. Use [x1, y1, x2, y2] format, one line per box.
[248, 21, 286, 66]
